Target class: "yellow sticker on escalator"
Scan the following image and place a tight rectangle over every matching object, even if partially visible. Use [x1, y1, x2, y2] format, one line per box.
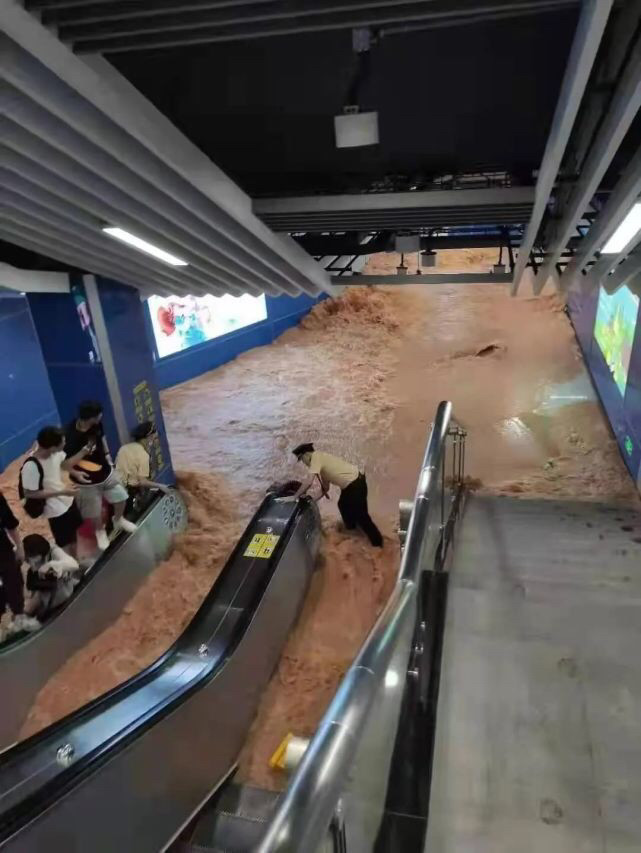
[244, 533, 280, 559]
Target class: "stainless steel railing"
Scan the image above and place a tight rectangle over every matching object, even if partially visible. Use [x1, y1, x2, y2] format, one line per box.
[257, 401, 464, 853]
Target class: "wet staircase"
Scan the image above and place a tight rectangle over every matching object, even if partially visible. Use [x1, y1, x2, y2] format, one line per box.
[177, 783, 281, 852]
[426, 493, 641, 852]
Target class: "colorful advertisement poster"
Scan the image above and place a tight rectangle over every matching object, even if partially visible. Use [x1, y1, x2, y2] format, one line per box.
[593, 284, 640, 397]
[148, 293, 267, 359]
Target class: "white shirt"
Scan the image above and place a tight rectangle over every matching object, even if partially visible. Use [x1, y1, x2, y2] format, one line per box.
[21, 451, 72, 519]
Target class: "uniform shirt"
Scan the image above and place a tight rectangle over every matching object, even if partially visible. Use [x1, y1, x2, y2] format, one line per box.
[307, 451, 359, 491]
[65, 420, 111, 485]
[0, 492, 19, 559]
[115, 441, 150, 488]
[20, 452, 72, 519]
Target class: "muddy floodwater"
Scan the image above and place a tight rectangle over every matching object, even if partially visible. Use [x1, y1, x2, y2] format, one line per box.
[12, 268, 639, 790]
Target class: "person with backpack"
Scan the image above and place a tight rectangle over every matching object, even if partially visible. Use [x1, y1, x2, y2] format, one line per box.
[65, 401, 137, 551]
[0, 490, 40, 636]
[19, 426, 88, 559]
[23, 534, 82, 619]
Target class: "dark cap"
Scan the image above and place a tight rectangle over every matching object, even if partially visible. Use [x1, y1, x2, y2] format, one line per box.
[132, 421, 157, 441]
[292, 442, 314, 458]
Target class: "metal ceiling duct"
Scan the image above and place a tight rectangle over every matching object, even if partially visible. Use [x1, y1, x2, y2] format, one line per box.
[0, 4, 331, 298]
[253, 187, 535, 232]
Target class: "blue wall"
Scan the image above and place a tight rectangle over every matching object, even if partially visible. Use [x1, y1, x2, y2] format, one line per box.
[152, 291, 321, 389]
[568, 284, 641, 485]
[28, 284, 120, 455]
[0, 292, 59, 472]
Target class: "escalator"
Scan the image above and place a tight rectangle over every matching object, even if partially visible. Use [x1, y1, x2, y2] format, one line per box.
[0, 487, 321, 851]
[0, 490, 187, 751]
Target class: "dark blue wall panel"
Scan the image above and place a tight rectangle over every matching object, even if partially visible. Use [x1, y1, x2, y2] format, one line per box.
[28, 288, 121, 454]
[0, 292, 58, 472]
[153, 291, 322, 389]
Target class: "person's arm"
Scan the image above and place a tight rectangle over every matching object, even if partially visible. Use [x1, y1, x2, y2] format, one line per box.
[61, 444, 92, 471]
[135, 477, 171, 494]
[276, 475, 316, 503]
[102, 432, 113, 467]
[1, 495, 23, 562]
[6, 526, 24, 563]
[44, 547, 80, 576]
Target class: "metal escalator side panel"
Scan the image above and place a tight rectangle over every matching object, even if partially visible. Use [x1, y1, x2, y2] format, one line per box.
[0, 492, 187, 752]
[0, 498, 320, 852]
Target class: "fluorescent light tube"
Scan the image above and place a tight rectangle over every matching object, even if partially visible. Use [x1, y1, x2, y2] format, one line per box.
[601, 202, 641, 254]
[102, 226, 188, 266]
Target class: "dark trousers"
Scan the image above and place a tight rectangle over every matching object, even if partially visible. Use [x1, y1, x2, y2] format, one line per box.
[0, 554, 25, 616]
[338, 474, 383, 547]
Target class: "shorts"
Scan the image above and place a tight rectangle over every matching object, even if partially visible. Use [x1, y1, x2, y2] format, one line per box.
[48, 501, 84, 549]
[75, 471, 128, 520]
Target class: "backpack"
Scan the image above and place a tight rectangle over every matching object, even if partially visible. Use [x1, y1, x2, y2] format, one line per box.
[18, 457, 46, 519]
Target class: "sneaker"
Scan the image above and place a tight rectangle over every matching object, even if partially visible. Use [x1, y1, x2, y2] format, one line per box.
[115, 517, 138, 534]
[95, 528, 110, 551]
[10, 614, 41, 633]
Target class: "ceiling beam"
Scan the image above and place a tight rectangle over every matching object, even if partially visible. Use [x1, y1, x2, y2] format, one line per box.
[598, 248, 641, 294]
[560, 142, 641, 287]
[58, 0, 574, 45]
[67, 0, 579, 52]
[0, 261, 69, 294]
[534, 32, 641, 293]
[336, 272, 512, 284]
[510, 0, 612, 295]
[254, 187, 534, 213]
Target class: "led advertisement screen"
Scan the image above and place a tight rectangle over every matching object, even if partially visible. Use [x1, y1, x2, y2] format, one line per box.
[593, 284, 640, 397]
[149, 293, 267, 358]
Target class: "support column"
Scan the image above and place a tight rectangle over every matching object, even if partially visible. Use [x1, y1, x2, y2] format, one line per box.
[28, 275, 174, 484]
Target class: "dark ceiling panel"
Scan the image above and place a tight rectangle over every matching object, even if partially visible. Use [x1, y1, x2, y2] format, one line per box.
[109, 9, 578, 196]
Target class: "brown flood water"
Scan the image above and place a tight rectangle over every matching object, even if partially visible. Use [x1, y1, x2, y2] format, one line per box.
[11, 268, 639, 791]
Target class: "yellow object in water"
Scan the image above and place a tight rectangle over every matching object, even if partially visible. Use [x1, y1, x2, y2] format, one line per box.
[268, 733, 293, 770]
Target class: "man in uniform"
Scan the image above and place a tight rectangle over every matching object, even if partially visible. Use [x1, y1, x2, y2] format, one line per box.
[286, 443, 383, 547]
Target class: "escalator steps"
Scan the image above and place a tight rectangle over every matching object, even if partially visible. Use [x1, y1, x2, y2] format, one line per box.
[188, 784, 281, 852]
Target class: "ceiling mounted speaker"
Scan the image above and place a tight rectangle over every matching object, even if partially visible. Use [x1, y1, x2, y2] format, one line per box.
[334, 110, 379, 148]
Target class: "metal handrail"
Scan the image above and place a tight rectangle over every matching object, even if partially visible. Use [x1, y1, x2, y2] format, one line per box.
[257, 401, 454, 853]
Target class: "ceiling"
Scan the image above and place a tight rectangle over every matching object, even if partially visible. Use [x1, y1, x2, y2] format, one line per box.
[104, 7, 578, 197]
[3, 0, 641, 296]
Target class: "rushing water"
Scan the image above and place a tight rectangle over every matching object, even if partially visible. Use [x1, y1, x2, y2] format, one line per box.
[9, 274, 638, 790]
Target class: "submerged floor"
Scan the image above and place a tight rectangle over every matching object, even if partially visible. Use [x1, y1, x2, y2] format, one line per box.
[12, 276, 639, 792]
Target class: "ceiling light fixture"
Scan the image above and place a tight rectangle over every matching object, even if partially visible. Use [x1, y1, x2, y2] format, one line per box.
[601, 202, 641, 254]
[102, 226, 188, 267]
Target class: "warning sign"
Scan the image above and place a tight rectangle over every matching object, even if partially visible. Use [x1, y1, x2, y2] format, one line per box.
[244, 533, 280, 559]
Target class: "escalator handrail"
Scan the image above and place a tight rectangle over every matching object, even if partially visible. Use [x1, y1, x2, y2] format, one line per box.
[256, 400, 453, 853]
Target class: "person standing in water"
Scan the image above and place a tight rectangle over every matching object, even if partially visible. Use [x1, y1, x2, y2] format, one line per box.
[287, 443, 383, 547]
